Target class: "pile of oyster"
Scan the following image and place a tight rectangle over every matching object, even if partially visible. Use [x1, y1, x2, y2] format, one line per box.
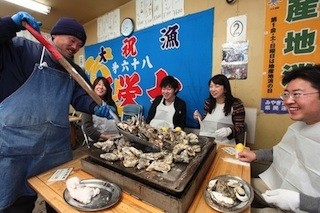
[93, 118, 202, 173]
[117, 116, 199, 149]
[207, 178, 249, 208]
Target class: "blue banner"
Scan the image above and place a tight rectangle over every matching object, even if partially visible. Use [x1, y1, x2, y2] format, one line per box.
[84, 9, 214, 128]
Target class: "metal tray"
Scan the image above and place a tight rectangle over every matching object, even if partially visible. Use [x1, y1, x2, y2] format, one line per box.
[116, 126, 161, 152]
[85, 136, 216, 197]
[204, 175, 253, 213]
[63, 179, 121, 211]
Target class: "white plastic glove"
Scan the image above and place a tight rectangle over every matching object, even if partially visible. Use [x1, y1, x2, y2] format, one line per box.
[214, 127, 232, 137]
[262, 189, 300, 211]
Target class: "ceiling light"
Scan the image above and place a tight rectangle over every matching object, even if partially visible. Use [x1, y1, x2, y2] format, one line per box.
[4, 0, 51, 15]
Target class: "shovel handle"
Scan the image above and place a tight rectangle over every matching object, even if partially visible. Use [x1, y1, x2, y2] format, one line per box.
[22, 21, 103, 106]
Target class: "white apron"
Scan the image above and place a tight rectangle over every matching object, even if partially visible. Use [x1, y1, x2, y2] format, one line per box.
[150, 98, 175, 128]
[259, 121, 320, 197]
[92, 115, 118, 135]
[199, 103, 235, 144]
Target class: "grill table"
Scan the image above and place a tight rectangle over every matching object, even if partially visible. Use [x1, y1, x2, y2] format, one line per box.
[28, 144, 251, 213]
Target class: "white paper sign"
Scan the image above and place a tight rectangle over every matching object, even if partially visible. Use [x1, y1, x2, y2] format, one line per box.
[48, 168, 73, 182]
[227, 15, 247, 42]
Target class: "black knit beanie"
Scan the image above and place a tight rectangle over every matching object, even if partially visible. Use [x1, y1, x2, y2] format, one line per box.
[51, 17, 87, 46]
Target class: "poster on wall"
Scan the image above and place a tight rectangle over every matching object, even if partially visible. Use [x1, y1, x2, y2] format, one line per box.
[136, 0, 184, 30]
[261, 0, 320, 114]
[84, 9, 214, 128]
[221, 15, 248, 79]
[221, 41, 248, 79]
[97, 9, 120, 42]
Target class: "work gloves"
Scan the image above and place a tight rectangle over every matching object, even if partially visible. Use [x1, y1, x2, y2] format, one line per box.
[11, 11, 42, 32]
[262, 189, 300, 211]
[94, 103, 117, 119]
[214, 127, 232, 137]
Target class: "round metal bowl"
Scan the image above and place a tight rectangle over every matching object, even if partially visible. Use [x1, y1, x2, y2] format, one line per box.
[63, 179, 121, 211]
[204, 174, 253, 213]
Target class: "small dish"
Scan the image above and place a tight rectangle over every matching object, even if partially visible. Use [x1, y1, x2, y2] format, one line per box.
[204, 174, 253, 213]
[63, 179, 121, 211]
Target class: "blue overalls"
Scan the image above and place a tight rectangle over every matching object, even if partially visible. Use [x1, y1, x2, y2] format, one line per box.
[0, 51, 74, 209]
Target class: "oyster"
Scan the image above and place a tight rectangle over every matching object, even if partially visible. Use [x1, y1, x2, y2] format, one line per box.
[191, 145, 201, 153]
[163, 153, 173, 164]
[173, 150, 190, 163]
[209, 191, 234, 206]
[116, 137, 131, 148]
[185, 133, 199, 144]
[112, 149, 124, 160]
[172, 144, 189, 155]
[207, 177, 249, 208]
[137, 158, 151, 169]
[95, 120, 204, 174]
[93, 140, 115, 152]
[146, 160, 171, 173]
[100, 152, 119, 161]
[208, 179, 217, 189]
[227, 179, 242, 188]
[140, 152, 165, 160]
[216, 179, 236, 200]
[235, 186, 249, 202]
[116, 120, 201, 151]
[123, 155, 138, 167]
[129, 147, 142, 157]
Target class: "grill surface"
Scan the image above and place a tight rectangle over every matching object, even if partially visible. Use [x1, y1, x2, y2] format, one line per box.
[84, 137, 215, 196]
[81, 137, 217, 212]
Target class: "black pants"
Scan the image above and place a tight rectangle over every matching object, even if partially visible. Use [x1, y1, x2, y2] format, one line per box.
[45, 202, 57, 213]
[2, 195, 37, 213]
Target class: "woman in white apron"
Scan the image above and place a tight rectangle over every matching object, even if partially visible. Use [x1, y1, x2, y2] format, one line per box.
[193, 74, 245, 144]
[237, 65, 320, 212]
[82, 77, 120, 142]
[146, 75, 186, 129]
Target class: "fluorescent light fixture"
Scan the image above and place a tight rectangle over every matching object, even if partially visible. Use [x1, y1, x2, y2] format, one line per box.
[4, 0, 51, 15]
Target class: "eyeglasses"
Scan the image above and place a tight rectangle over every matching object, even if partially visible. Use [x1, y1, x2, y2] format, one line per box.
[280, 91, 319, 100]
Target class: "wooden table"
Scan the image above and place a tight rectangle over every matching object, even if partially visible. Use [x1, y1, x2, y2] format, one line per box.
[28, 145, 251, 213]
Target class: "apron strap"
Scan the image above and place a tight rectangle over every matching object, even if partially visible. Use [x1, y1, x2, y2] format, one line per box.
[38, 47, 48, 69]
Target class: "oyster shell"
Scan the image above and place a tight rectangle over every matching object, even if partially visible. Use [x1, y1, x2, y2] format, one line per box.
[146, 160, 171, 173]
[227, 179, 242, 188]
[137, 158, 151, 169]
[208, 179, 217, 189]
[123, 155, 138, 167]
[140, 152, 165, 160]
[205, 175, 253, 212]
[116, 120, 201, 151]
[207, 177, 249, 207]
[209, 191, 234, 207]
[100, 152, 119, 161]
[95, 121, 203, 174]
[235, 186, 249, 202]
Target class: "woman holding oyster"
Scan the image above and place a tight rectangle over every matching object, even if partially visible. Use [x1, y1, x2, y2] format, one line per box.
[193, 74, 245, 144]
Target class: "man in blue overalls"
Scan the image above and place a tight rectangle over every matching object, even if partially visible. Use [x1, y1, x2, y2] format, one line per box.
[0, 12, 114, 212]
